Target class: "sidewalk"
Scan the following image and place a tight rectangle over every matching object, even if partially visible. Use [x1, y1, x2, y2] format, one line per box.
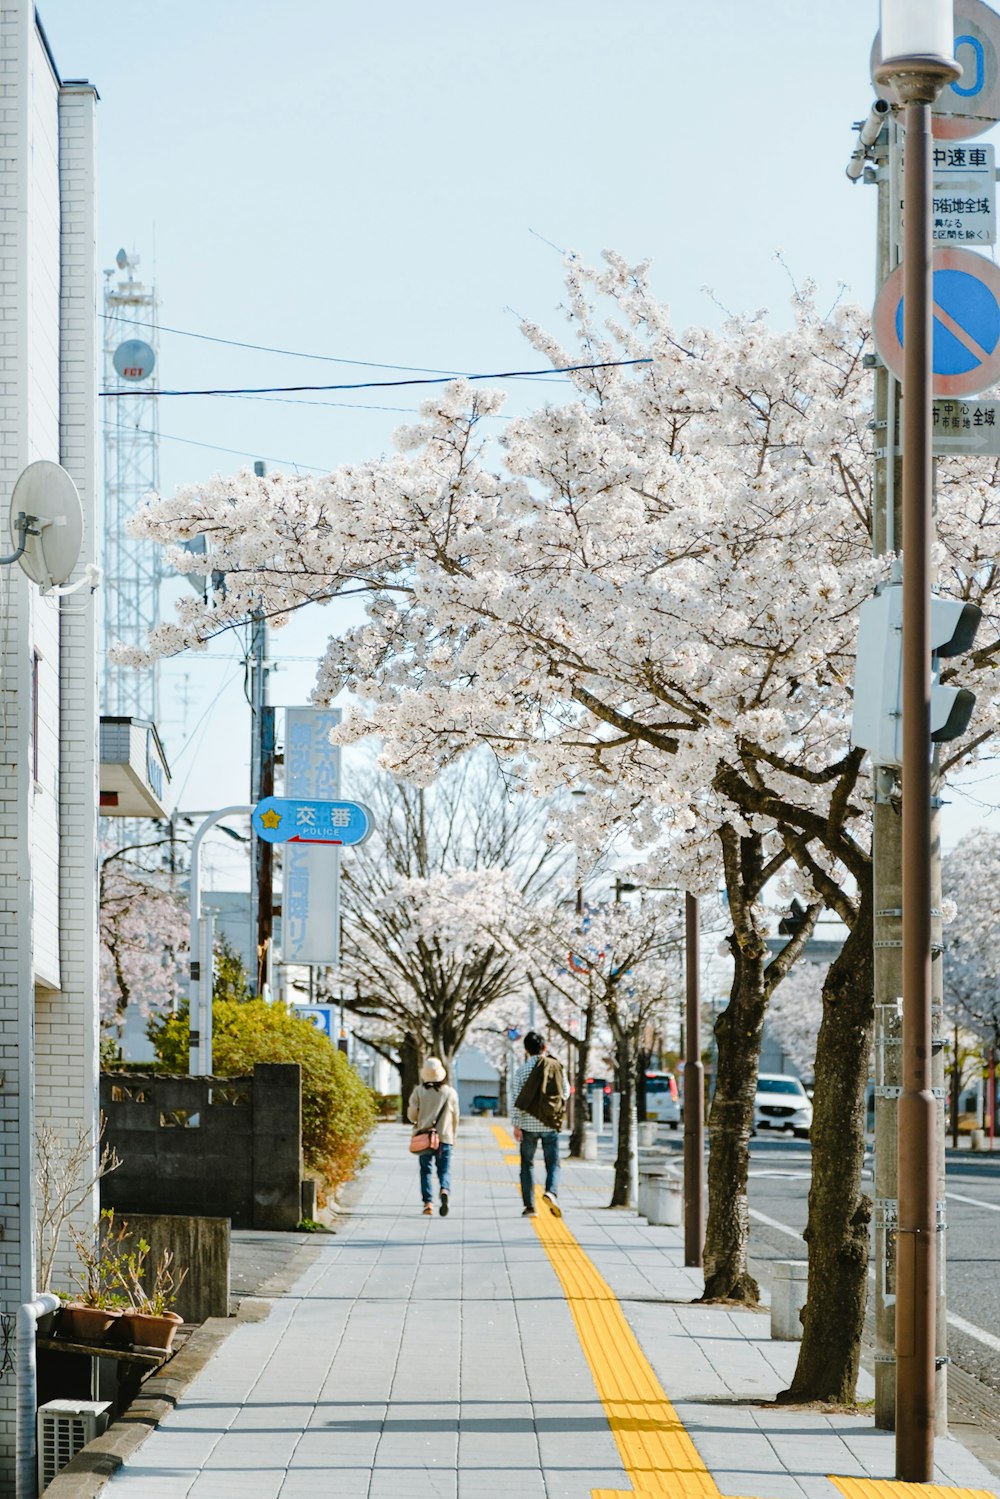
[74, 1121, 1000, 1498]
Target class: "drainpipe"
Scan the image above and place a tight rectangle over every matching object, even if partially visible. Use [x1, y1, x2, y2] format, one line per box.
[16, 1293, 60, 1499]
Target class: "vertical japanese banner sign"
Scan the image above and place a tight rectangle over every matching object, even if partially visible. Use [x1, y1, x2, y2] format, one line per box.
[283, 708, 342, 965]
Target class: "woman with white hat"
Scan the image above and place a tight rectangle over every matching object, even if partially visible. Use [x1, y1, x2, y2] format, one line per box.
[407, 1058, 460, 1215]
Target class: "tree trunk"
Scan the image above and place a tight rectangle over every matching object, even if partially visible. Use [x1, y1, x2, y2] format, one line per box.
[701, 938, 767, 1304]
[781, 872, 874, 1402]
[611, 1030, 636, 1207]
[398, 1032, 421, 1122]
[568, 1000, 596, 1157]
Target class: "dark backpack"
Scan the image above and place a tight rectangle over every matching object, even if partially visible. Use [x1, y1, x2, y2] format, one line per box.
[515, 1055, 566, 1130]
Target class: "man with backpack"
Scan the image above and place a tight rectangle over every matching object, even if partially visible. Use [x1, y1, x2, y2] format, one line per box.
[511, 1031, 569, 1217]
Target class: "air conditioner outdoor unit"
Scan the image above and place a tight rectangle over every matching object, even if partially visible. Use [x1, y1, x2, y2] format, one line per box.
[37, 1400, 110, 1491]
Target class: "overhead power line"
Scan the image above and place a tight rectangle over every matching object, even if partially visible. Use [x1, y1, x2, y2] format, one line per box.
[99, 357, 652, 399]
[99, 312, 472, 376]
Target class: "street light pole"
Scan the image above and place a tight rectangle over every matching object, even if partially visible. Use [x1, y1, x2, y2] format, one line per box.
[875, 2, 960, 1480]
[188, 806, 252, 1075]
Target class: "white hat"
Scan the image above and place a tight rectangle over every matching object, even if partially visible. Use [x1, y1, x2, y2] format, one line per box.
[421, 1057, 446, 1083]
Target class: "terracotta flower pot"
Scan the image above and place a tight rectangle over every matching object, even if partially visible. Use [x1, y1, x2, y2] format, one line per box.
[56, 1303, 122, 1344]
[122, 1309, 183, 1351]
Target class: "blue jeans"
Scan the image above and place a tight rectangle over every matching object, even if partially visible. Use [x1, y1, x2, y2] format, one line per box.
[519, 1130, 559, 1209]
[419, 1143, 453, 1203]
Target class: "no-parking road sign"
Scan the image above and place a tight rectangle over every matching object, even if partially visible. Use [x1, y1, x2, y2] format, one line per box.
[872, 247, 1000, 397]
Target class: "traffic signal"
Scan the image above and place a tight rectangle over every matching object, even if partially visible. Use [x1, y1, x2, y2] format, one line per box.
[851, 583, 981, 767]
[851, 581, 904, 766]
[777, 899, 809, 937]
[929, 597, 981, 744]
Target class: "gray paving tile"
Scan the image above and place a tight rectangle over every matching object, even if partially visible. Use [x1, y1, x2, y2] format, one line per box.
[713, 1472, 809, 1499]
[101, 1124, 1000, 1499]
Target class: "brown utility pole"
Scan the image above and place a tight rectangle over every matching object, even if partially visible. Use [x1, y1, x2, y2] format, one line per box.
[683, 892, 705, 1267]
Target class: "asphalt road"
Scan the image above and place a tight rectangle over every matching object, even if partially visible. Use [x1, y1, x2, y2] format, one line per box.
[743, 1136, 1000, 1401]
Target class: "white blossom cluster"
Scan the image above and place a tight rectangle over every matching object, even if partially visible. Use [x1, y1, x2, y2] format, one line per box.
[364, 866, 527, 971]
[119, 254, 1000, 896]
[942, 829, 1000, 1047]
[99, 857, 188, 1029]
[764, 959, 827, 1077]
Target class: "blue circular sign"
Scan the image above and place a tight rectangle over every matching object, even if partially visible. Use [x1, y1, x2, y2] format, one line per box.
[873, 248, 1000, 396]
[894, 268, 1000, 376]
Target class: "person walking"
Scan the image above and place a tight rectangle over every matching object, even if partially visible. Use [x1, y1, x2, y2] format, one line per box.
[512, 1031, 568, 1217]
[407, 1057, 459, 1216]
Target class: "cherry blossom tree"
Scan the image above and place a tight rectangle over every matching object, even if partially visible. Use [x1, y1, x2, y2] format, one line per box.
[942, 829, 1000, 1131]
[525, 895, 684, 1206]
[99, 844, 188, 1043]
[335, 760, 561, 1081]
[117, 254, 1000, 1401]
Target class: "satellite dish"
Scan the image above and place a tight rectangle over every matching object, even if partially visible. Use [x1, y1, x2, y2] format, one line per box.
[9, 461, 84, 588]
[113, 338, 155, 381]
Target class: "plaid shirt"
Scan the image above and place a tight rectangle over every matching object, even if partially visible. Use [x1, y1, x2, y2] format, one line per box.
[511, 1055, 568, 1134]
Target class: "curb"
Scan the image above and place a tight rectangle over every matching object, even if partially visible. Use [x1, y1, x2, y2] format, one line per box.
[40, 1316, 233, 1498]
[41, 1232, 327, 1497]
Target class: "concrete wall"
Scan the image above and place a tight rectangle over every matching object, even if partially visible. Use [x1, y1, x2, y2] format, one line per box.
[100, 1064, 304, 1231]
[117, 1213, 230, 1323]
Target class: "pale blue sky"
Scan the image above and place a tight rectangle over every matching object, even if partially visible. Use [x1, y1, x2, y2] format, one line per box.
[37, 2, 999, 858]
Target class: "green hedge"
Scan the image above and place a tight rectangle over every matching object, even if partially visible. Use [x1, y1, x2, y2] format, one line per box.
[149, 1000, 376, 1190]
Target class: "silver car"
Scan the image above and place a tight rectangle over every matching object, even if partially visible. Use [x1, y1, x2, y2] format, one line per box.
[643, 1071, 681, 1130]
[753, 1074, 812, 1138]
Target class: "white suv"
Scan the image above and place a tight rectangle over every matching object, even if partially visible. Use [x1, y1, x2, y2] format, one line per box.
[753, 1074, 812, 1139]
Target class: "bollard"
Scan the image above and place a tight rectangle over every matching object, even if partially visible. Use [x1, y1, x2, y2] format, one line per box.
[637, 1168, 664, 1219]
[970, 1128, 985, 1151]
[610, 1091, 620, 1144]
[637, 1163, 669, 1217]
[771, 1260, 809, 1340]
[582, 1126, 598, 1161]
[638, 1121, 658, 1147]
[641, 1167, 683, 1226]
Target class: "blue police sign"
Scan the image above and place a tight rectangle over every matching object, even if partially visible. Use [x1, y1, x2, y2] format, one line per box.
[251, 795, 372, 846]
[874, 247, 1000, 396]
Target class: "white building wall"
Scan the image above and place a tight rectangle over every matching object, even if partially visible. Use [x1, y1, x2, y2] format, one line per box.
[0, 6, 98, 1489]
[35, 76, 99, 1289]
[26, 24, 62, 993]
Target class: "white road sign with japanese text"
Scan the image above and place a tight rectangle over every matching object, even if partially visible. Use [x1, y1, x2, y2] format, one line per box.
[282, 707, 342, 966]
[932, 143, 996, 245]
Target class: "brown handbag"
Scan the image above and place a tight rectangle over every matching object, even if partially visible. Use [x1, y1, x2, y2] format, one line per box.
[409, 1095, 448, 1154]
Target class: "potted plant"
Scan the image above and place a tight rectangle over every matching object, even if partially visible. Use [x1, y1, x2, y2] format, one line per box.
[57, 1208, 129, 1344]
[116, 1240, 187, 1351]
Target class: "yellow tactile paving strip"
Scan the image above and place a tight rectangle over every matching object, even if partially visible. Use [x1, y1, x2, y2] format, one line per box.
[832, 1483, 994, 1499]
[488, 1124, 995, 1499]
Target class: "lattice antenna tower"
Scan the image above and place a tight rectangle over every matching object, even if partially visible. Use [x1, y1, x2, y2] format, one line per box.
[102, 247, 161, 721]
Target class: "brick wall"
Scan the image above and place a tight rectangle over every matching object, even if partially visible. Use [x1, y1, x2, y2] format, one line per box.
[0, 7, 99, 1488]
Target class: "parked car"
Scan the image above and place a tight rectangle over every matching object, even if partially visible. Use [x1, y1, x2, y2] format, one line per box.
[753, 1074, 812, 1138]
[643, 1071, 681, 1129]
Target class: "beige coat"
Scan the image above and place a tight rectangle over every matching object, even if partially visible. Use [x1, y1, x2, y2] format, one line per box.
[407, 1082, 459, 1145]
